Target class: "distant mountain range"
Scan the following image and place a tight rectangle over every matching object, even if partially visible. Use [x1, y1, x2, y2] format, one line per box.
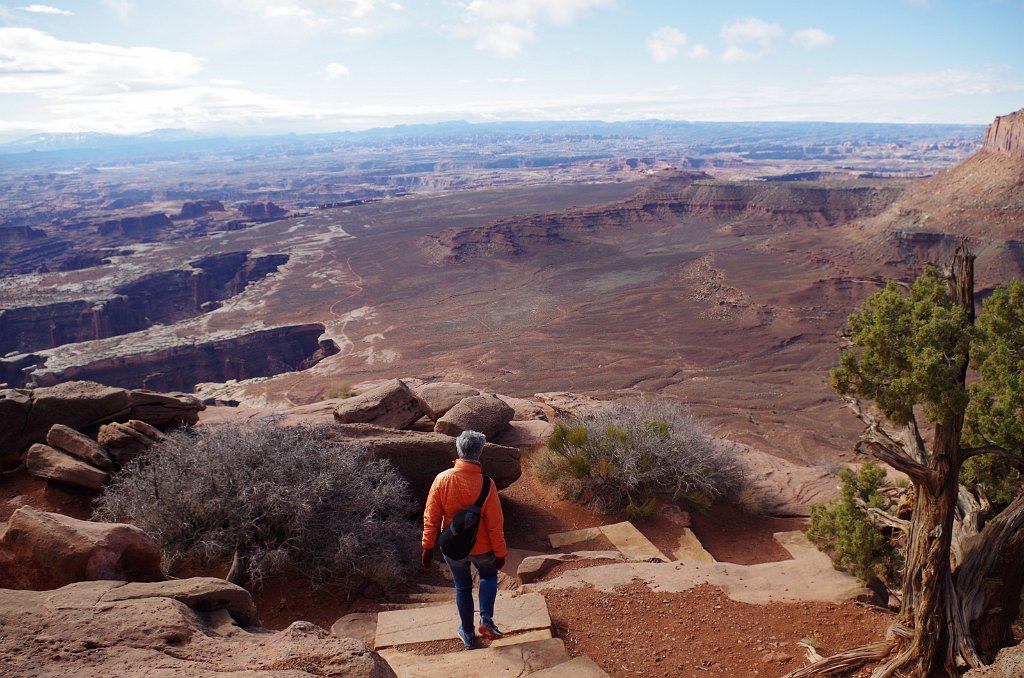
[0, 119, 985, 157]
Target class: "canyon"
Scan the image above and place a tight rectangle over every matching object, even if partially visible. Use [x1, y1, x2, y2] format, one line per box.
[0, 114, 1020, 468]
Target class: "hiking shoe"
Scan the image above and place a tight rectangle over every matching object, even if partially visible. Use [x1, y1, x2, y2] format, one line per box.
[457, 625, 476, 650]
[478, 617, 503, 640]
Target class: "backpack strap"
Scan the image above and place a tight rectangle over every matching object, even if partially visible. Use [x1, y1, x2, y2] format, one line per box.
[473, 475, 491, 509]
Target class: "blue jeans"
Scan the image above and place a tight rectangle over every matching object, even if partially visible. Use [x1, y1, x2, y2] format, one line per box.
[443, 550, 498, 635]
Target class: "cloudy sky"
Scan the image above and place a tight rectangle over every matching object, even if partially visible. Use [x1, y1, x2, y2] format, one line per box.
[0, 0, 1022, 141]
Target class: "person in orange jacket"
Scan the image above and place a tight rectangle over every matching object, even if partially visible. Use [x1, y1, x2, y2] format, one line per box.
[421, 430, 507, 649]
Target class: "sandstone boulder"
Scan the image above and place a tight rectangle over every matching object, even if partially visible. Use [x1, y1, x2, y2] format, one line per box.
[25, 443, 110, 490]
[98, 420, 162, 466]
[46, 423, 115, 472]
[0, 381, 203, 471]
[414, 382, 480, 421]
[434, 392, 515, 438]
[0, 506, 164, 590]
[0, 578, 395, 678]
[533, 391, 610, 419]
[333, 378, 425, 429]
[496, 394, 550, 421]
[491, 419, 555, 451]
[127, 388, 204, 427]
[329, 423, 521, 504]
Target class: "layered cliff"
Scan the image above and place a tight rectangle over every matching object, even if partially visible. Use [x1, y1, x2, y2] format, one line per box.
[428, 173, 903, 262]
[0, 251, 289, 355]
[12, 323, 337, 391]
[982, 107, 1024, 159]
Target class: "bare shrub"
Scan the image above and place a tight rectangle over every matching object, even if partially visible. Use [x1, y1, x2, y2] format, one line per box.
[323, 381, 356, 399]
[533, 398, 747, 515]
[94, 423, 417, 590]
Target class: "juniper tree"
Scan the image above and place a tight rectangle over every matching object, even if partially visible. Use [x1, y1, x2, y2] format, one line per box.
[790, 244, 1024, 677]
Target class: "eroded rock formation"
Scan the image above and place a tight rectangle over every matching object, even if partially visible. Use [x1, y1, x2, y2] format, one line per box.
[982, 107, 1024, 159]
[0, 506, 164, 590]
[0, 578, 395, 677]
[0, 251, 289, 355]
[0, 381, 203, 471]
[20, 324, 335, 392]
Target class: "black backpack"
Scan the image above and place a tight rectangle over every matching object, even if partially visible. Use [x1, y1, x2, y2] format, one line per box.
[437, 475, 492, 560]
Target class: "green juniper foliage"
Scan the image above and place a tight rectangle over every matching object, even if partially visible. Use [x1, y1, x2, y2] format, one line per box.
[807, 462, 903, 582]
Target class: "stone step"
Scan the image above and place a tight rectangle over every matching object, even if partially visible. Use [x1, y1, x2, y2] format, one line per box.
[529, 655, 611, 677]
[670, 527, 716, 562]
[374, 592, 551, 650]
[548, 521, 669, 562]
[379, 637, 571, 678]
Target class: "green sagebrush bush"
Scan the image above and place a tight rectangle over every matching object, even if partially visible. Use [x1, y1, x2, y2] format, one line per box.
[94, 423, 418, 591]
[806, 462, 903, 582]
[533, 398, 747, 516]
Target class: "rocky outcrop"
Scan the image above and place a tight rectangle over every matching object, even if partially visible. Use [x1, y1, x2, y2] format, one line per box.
[97, 420, 163, 466]
[0, 506, 164, 590]
[0, 224, 45, 245]
[95, 212, 173, 239]
[333, 378, 426, 429]
[328, 423, 522, 504]
[0, 251, 288, 355]
[177, 200, 225, 219]
[25, 442, 110, 489]
[46, 423, 115, 471]
[239, 201, 287, 220]
[0, 381, 203, 471]
[414, 382, 480, 421]
[982, 107, 1024, 160]
[434, 393, 515, 438]
[965, 643, 1024, 677]
[19, 324, 334, 392]
[0, 578, 395, 677]
[428, 177, 901, 262]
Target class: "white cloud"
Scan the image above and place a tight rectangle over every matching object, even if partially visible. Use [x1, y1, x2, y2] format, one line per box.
[0, 28, 202, 95]
[689, 44, 710, 60]
[218, 0, 400, 33]
[719, 16, 784, 63]
[470, 22, 535, 58]
[18, 4, 73, 15]
[456, 0, 615, 58]
[325, 62, 350, 79]
[102, 0, 133, 17]
[209, 78, 243, 86]
[646, 26, 688, 63]
[721, 17, 784, 48]
[464, 0, 615, 26]
[721, 45, 759, 64]
[792, 28, 835, 49]
[0, 28, 311, 135]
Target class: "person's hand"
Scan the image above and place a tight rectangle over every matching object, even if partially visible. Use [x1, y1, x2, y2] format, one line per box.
[494, 555, 506, 570]
[421, 548, 433, 570]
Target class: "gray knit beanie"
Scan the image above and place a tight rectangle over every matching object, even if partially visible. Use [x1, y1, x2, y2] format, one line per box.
[456, 430, 487, 460]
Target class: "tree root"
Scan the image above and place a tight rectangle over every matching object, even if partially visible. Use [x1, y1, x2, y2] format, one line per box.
[781, 624, 911, 678]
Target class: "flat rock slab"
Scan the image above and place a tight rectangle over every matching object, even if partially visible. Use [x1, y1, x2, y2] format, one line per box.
[379, 637, 569, 678]
[529, 655, 611, 677]
[332, 612, 378, 647]
[548, 522, 670, 561]
[599, 521, 669, 562]
[490, 628, 553, 647]
[548, 526, 603, 548]
[671, 527, 716, 562]
[374, 592, 550, 650]
[526, 531, 872, 606]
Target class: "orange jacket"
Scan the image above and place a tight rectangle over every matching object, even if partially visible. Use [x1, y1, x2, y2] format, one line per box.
[422, 459, 507, 558]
